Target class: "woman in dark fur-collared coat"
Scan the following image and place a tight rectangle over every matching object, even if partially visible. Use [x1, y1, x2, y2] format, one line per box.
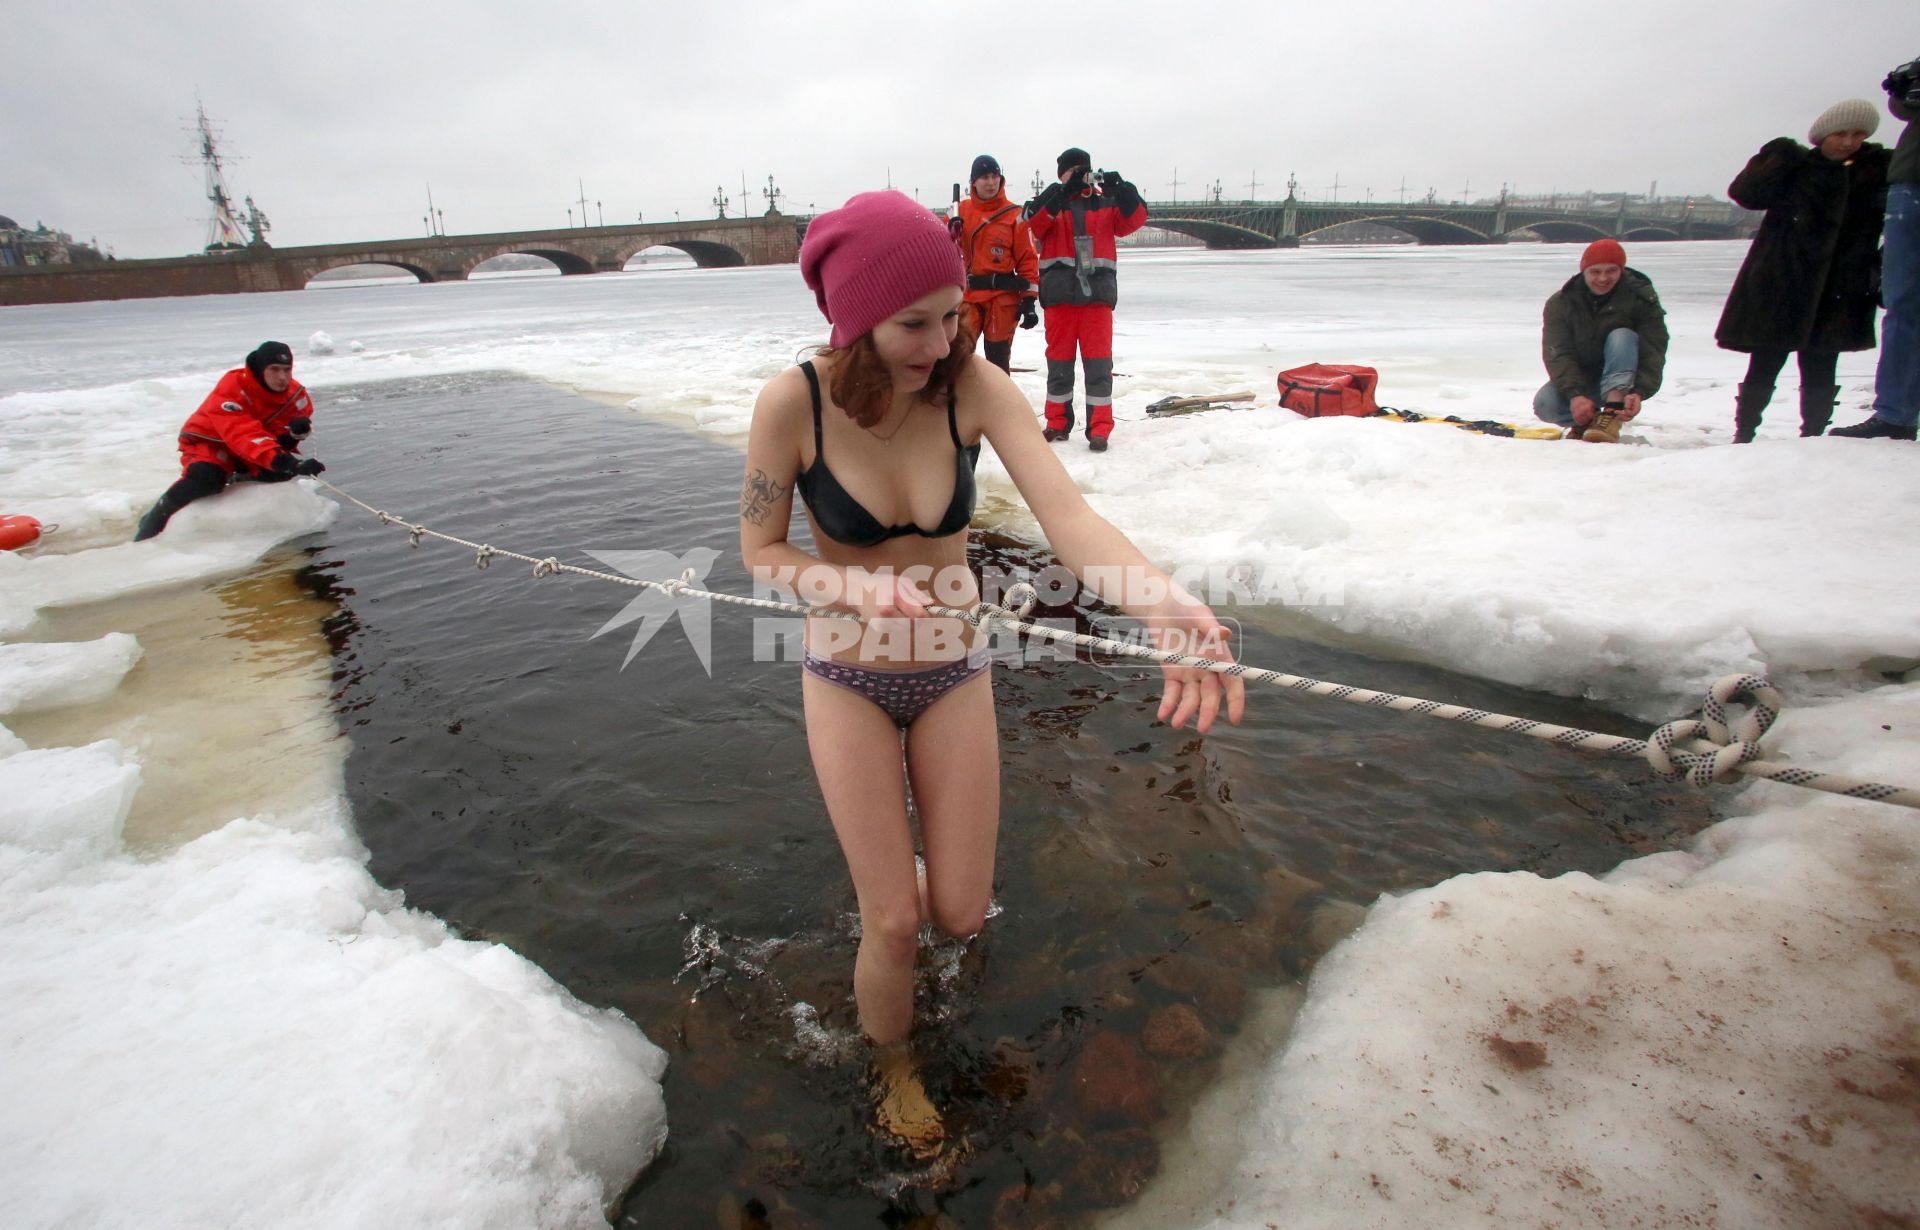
[1716, 99, 1890, 441]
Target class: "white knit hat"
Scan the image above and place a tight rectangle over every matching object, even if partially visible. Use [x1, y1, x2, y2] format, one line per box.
[1808, 98, 1880, 145]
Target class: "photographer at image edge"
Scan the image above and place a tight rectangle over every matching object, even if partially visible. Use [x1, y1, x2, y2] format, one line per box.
[1833, 57, 1920, 440]
[1716, 98, 1889, 441]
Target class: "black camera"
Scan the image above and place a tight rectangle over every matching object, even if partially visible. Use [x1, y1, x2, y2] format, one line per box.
[1886, 58, 1920, 109]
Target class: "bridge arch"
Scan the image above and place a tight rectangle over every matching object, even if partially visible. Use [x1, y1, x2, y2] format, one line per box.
[1134, 219, 1278, 250]
[302, 259, 435, 287]
[464, 245, 596, 277]
[1511, 219, 1612, 243]
[621, 244, 698, 271]
[611, 238, 747, 269]
[1621, 226, 1682, 242]
[1304, 214, 1492, 245]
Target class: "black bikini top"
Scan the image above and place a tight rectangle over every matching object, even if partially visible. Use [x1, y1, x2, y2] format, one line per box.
[794, 360, 980, 547]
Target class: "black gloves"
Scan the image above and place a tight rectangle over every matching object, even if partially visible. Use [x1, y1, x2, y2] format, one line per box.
[275, 431, 299, 450]
[1098, 170, 1123, 191]
[285, 417, 312, 440]
[1019, 300, 1039, 330]
[1034, 182, 1068, 215]
[270, 452, 326, 476]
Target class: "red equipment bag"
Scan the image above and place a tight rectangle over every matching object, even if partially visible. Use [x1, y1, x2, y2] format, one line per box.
[1276, 364, 1380, 418]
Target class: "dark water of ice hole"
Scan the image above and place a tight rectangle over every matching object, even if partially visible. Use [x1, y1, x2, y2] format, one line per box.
[300, 373, 1717, 1227]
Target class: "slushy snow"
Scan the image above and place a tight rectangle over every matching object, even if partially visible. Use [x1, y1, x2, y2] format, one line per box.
[2, 242, 1915, 1226]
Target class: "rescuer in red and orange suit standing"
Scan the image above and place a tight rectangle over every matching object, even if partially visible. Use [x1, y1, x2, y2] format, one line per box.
[949, 154, 1039, 374]
[1023, 147, 1148, 451]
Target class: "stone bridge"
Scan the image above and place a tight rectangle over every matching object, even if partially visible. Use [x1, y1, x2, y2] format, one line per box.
[1141, 197, 1753, 248]
[0, 215, 802, 306]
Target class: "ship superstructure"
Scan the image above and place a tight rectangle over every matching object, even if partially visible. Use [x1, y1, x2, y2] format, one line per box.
[191, 101, 269, 252]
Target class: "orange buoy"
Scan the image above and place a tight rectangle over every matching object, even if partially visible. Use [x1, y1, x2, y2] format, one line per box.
[0, 515, 44, 551]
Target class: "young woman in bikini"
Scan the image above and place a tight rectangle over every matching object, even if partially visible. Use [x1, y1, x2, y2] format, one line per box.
[738, 190, 1245, 1154]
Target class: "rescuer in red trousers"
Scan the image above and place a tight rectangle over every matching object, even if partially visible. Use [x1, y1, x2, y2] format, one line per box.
[951, 154, 1040, 372]
[134, 341, 326, 541]
[1024, 147, 1148, 451]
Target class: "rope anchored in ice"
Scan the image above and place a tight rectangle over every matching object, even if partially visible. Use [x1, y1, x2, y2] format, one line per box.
[319, 479, 1920, 812]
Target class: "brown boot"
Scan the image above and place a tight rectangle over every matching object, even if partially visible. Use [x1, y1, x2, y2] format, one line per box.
[1583, 405, 1623, 443]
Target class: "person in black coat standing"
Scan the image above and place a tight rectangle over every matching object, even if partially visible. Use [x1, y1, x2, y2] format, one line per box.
[1716, 99, 1891, 441]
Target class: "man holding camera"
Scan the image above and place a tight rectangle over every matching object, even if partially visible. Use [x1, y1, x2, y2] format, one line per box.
[1024, 148, 1148, 451]
[1834, 58, 1920, 440]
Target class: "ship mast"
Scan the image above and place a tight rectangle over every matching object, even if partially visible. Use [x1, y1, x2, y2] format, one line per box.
[192, 100, 252, 251]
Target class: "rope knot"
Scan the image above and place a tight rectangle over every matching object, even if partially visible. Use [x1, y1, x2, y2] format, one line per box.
[661, 567, 699, 597]
[964, 581, 1040, 632]
[987, 581, 1040, 626]
[473, 545, 497, 571]
[1644, 674, 1782, 786]
[407, 524, 425, 549]
[532, 556, 563, 579]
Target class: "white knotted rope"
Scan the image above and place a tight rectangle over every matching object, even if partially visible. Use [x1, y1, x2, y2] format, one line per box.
[318, 480, 1920, 812]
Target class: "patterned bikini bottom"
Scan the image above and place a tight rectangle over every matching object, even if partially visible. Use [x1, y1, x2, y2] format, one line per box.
[802, 648, 993, 729]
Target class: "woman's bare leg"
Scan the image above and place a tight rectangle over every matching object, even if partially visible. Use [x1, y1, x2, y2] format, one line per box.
[904, 672, 1001, 940]
[802, 673, 920, 1045]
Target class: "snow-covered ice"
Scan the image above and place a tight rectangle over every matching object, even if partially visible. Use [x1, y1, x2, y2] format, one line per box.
[0, 325, 674, 1225]
[2, 242, 1915, 1226]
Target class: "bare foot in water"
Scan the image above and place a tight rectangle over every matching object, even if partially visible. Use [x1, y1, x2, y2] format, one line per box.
[872, 1044, 944, 1160]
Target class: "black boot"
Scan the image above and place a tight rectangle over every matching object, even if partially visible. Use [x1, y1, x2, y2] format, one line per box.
[133, 463, 228, 541]
[1830, 416, 1920, 440]
[1798, 384, 1838, 437]
[132, 494, 182, 542]
[1732, 382, 1772, 444]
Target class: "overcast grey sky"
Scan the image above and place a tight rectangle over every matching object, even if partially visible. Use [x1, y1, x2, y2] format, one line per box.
[4, 1, 1911, 257]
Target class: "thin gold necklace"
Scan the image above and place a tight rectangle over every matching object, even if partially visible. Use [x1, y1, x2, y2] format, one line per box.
[865, 405, 912, 445]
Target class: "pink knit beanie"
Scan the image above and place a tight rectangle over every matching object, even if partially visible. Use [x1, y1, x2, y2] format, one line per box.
[800, 190, 965, 347]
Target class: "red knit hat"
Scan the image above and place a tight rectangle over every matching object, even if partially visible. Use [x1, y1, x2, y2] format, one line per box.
[800, 190, 965, 348]
[1580, 239, 1627, 270]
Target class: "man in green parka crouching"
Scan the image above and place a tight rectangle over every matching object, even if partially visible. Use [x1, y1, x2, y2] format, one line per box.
[1533, 239, 1669, 443]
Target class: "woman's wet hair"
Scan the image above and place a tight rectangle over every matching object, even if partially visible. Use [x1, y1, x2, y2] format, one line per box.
[822, 314, 978, 428]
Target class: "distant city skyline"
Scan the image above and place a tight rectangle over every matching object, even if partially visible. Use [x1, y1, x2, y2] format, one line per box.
[2, 0, 1908, 258]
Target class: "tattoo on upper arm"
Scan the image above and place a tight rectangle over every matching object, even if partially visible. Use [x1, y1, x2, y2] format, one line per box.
[740, 468, 789, 526]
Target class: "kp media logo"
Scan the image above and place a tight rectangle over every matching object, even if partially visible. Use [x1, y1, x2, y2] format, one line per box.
[588, 548, 718, 673]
